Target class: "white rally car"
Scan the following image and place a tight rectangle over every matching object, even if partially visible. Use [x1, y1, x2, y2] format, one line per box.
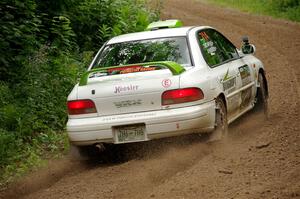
[67, 20, 268, 154]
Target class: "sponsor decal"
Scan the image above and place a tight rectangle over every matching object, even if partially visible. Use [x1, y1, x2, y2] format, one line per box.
[89, 65, 161, 79]
[227, 94, 240, 112]
[221, 69, 236, 94]
[108, 65, 157, 75]
[89, 72, 107, 78]
[102, 112, 156, 122]
[241, 87, 252, 108]
[114, 99, 142, 108]
[114, 85, 138, 94]
[203, 41, 214, 48]
[207, 46, 217, 55]
[239, 65, 251, 86]
[222, 77, 236, 93]
[222, 69, 232, 82]
[199, 32, 216, 55]
[162, 79, 172, 88]
[199, 32, 210, 41]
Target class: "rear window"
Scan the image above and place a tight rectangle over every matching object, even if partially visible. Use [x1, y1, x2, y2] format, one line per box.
[91, 37, 191, 69]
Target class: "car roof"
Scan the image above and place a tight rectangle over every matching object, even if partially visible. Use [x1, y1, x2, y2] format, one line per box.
[107, 26, 198, 44]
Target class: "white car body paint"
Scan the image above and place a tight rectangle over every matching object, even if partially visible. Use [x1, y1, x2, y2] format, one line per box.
[67, 26, 266, 145]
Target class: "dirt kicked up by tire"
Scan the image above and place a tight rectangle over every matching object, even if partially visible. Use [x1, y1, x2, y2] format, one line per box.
[1, 0, 300, 199]
[208, 97, 228, 142]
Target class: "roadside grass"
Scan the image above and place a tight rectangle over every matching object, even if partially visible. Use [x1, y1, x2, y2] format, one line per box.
[203, 0, 300, 22]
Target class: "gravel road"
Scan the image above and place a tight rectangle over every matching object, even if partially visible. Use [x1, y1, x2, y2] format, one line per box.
[1, 0, 300, 198]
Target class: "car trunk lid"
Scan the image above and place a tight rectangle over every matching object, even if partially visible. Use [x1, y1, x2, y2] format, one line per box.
[77, 62, 185, 116]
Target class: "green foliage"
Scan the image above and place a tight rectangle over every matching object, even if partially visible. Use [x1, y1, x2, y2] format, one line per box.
[50, 16, 76, 51]
[70, 0, 159, 50]
[0, 0, 41, 81]
[0, 130, 19, 167]
[273, 0, 300, 10]
[0, 47, 79, 183]
[205, 0, 300, 22]
[271, 0, 300, 21]
[17, 46, 81, 134]
[98, 24, 113, 43]
[0, 0, 159, 186]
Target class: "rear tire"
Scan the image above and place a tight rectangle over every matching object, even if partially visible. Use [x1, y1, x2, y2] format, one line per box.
[103, 144, 126, 163]
[208, 97, 228, 142]
[70, 143, 125, 163]
[255, 73, 269, 119]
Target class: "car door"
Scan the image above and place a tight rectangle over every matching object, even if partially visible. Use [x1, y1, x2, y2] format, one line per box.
[197, 29, 253, 120]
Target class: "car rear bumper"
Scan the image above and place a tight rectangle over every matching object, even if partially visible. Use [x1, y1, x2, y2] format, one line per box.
[67, 101, 216, 145]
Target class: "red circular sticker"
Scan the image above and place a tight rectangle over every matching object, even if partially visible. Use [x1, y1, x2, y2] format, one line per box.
[162, 79, 172, 88]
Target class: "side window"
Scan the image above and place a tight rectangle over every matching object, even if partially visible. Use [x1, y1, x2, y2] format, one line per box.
[198, 29, 239, 67]
[210, 30, 239, 61]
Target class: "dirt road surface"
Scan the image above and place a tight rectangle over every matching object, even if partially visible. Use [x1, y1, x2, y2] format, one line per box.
[1, 0, 300, 198]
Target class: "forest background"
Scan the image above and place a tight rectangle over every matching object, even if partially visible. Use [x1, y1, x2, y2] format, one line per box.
[1, 0, 299, 187]
[0, 0, 160, 186]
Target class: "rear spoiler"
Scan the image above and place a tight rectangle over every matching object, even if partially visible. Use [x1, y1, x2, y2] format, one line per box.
[79, 61, 186, 86]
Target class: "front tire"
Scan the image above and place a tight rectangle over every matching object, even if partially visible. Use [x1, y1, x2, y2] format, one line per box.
[255, 73, 269, 119]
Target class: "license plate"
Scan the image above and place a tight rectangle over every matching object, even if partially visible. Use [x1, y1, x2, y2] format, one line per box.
[114, 124, 146, 143]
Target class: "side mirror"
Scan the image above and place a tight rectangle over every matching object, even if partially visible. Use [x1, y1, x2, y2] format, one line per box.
[241, 36, 256, 54]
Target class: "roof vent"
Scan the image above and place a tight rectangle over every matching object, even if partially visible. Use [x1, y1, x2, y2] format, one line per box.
[146, 19, 183, 31]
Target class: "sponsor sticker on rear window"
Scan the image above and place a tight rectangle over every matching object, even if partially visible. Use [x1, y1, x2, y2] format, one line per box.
[89, 65, 165, 79]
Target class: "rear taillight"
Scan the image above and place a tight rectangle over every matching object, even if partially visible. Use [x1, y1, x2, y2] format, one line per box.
[67, 99, 97, 115]
[162, 87, 204, 105]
